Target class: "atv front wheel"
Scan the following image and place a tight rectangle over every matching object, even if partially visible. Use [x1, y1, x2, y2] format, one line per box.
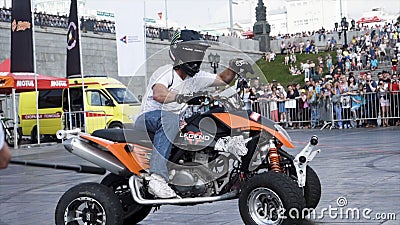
[101, 173, 152, 224]
[239, 172, 306, 225]
[55, 182, 124, 225]
[304, 166, 321, 209]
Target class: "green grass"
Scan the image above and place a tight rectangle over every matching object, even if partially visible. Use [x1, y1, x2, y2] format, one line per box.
[255, 51, 336, 87]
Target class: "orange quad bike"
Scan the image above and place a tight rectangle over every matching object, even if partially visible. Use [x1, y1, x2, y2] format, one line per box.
[55, 76, 321, 225]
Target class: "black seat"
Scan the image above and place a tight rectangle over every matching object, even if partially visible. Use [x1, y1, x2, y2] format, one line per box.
[92, 129, 154, 149]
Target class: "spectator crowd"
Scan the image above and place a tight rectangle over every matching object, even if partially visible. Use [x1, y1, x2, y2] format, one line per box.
[1, 7, 219, 42]
[250, 20, 400, 129]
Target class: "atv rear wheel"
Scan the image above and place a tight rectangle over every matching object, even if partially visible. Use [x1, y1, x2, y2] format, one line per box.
[101, 173, 152, 224]
[55, 182, 124, 225]
[239, 172, 306, 225]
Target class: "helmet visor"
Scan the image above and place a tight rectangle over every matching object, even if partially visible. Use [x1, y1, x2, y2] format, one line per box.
[173, 40, 209, 65]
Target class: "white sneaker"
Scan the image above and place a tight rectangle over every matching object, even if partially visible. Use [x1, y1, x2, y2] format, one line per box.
[147, 174, 177, 199]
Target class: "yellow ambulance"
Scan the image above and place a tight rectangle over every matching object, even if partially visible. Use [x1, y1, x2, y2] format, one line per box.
[18, 76, 141, 142]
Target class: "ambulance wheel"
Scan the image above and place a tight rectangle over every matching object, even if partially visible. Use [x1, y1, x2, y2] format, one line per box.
[109, 122, 123, 129]
[30, 126, 38, 143]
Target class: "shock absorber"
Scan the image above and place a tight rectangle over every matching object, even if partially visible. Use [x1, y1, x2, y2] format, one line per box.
[268, 139, 282, 172]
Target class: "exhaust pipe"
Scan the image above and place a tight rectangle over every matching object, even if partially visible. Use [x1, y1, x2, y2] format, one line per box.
[64, 138, 130, 176]
[10, 159, 106, 175]
[128, 176, 238, 205]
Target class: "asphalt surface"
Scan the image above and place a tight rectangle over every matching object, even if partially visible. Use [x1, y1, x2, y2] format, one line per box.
[0, 127, 399, 225]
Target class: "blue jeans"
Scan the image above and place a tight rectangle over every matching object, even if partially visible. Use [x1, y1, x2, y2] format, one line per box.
[134, 110, 179, 181]
[334, 104, 343, 127]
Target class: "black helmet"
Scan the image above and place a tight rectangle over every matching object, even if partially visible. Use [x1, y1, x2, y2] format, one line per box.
[169, 30, 210, 77]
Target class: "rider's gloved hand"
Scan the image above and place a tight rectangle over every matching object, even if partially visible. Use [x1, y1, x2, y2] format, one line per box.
[175, 92, 208, 104]
[228, 58, 254, 76]
[175, 93, 190, 104]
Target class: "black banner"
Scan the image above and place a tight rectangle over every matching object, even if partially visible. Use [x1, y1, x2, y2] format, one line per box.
[66, 0, 81, 77]
[11, 0, 34, 73]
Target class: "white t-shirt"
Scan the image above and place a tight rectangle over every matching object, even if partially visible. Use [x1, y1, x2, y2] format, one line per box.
[140, 64, 217, 114]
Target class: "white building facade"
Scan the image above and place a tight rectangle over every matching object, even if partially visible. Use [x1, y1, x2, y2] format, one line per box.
[267, 0, 343, 36]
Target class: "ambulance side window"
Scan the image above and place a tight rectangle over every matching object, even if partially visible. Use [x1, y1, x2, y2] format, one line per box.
[39, 90, 63, 108]
[88, 90, 108, 106]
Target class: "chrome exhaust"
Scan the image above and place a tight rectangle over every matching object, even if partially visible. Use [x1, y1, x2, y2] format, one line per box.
[64, 137, 130, 176]
[128, 176, 238, 205]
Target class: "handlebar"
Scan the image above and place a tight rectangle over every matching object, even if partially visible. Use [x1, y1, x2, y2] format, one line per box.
[56, 128, 81, 139]
[176, 91, 210, 105]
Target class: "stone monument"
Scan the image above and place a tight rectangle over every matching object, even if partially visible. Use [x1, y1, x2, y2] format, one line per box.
[253, 0, 271, 52]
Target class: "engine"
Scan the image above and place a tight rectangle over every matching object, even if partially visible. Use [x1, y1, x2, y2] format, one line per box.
[168, 152, 229, 197]
[169, 168, 209, 197]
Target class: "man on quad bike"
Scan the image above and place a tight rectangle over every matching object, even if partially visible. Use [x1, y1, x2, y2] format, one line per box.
[134, 29, 254, 198]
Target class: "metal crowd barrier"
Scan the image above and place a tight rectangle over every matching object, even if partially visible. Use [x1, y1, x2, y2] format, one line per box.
[61, 110, 108, 133]
[253, 91, 400, 129]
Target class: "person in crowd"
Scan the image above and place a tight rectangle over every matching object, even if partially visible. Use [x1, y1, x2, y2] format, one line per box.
[299, 40, 304, 54]
[389, 74, 399, 126]
[268, 86, 279, 122]
[377, 80, 390, 127]
[319, 82, 333, 127]
[330, 37, 337, 51]
[370, 57, 378, 71]
[290, 53, 297, 64]
[249, 87, 259, 113]
[349, 86, 364, 127]
[280, 41, 286, 54]
[303, 60, 310, 81]
[333, 68, 342, 80]
[285, 84, 299, 129]
[298, 89, 310, 128]
[332, 81, 343, 129]
[309, 60, 316, 80]
[242, 87, 251, 110]
[277, 85, 287, 124]
[364, 74, 378, 128]
[0, 125, 11, 169]
[345, 58, 351, 73]
[264, 52, 270, 62]
[289, 64, 296, 75]
[348, 75, 358, 91]
[341, 89, 352, 128]
[391, 54, 398, 74]
[269, 51, 276, 62]
[382, 70, 392, 85]
[252, 79, 261, 91]
[305, 40, 311, 54]
[257, 83, 266, 97]
[284, 54, 290, 65]
[318, 27, 326, 41]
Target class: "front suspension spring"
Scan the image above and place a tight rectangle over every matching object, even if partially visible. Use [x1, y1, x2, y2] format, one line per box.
[268, 147, 282, 172]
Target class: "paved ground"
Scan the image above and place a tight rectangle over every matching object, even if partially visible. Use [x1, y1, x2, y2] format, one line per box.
[0, 127, 399, 225]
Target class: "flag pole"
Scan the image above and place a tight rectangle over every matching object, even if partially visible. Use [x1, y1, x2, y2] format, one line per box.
[31, 0, 40, 144]
[67, 0, 85, 132]
[77, 2, 86, 132]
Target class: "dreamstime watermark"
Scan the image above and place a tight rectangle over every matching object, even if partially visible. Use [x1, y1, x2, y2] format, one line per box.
[270, 196, 397, 221]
